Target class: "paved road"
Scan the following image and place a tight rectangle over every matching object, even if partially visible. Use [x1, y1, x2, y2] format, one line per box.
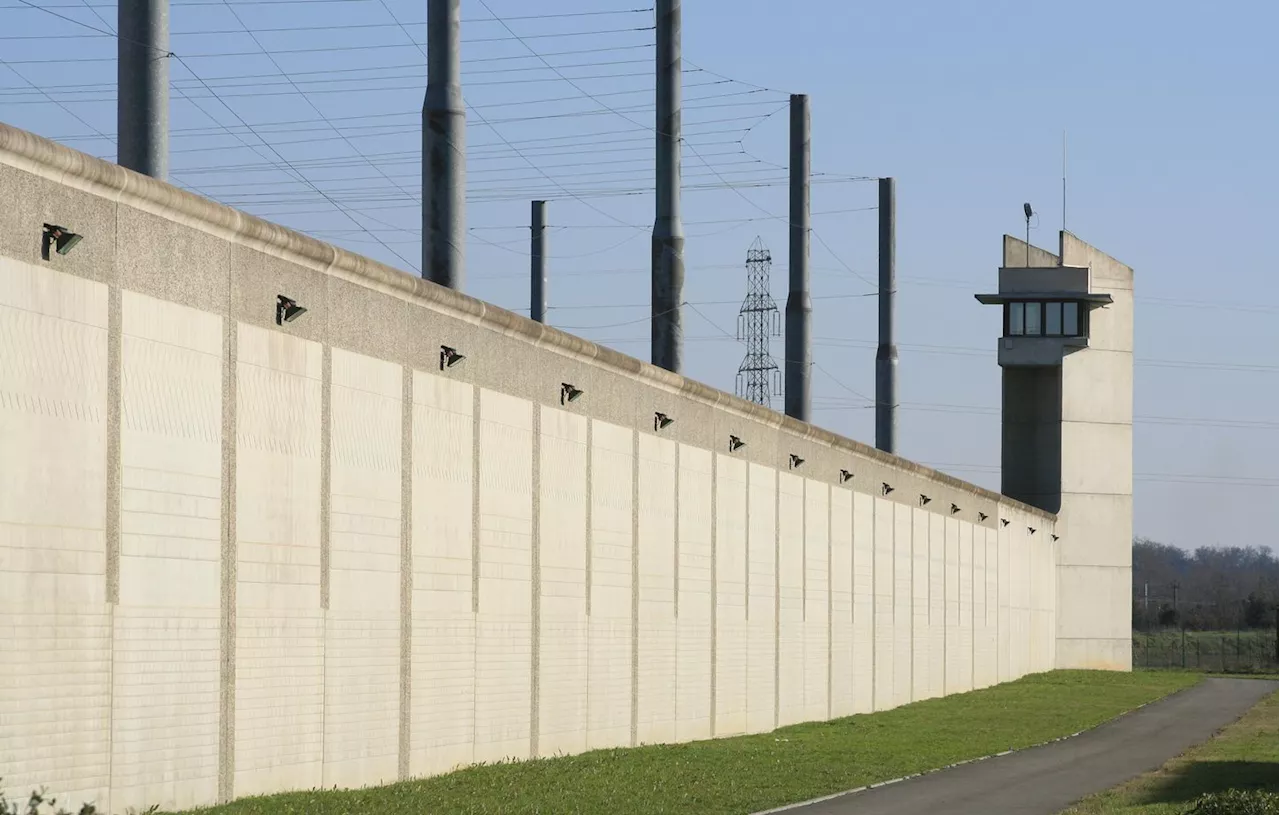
[765, 678, 1276, 815]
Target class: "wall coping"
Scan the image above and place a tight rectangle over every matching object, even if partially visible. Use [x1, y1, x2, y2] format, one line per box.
[0, 120, 1057, 523]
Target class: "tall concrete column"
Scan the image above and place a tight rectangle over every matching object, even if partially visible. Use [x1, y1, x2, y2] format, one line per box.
[117, 0, 169, 180]
[530, 200, 547, 324]
[875, 177, 897, 454]
[784, 93, 811, 422]
[650, 0, 684, 373]
[422, 0, 465, 289]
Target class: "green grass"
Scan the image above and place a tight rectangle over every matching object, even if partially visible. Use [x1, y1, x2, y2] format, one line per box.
[1061, 689, 1278, 815]
[164, 671, 1199, 815]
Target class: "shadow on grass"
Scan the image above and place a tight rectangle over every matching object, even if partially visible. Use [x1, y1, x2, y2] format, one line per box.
[1136, 761, 1279, 807]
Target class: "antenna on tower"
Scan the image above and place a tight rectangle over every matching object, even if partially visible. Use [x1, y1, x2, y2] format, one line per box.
[736, 237, 781, 407]
[1062, 129, 1068, 234]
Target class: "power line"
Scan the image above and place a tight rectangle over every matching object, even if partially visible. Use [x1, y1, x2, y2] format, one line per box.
[1, 39, 656, 65]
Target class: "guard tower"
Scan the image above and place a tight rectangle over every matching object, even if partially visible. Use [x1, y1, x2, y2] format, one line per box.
[976, 231, 1134, 671]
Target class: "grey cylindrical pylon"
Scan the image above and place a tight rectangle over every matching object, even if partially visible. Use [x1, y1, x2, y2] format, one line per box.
[531, 200, 547, 324]
[785, 93, 811, 422]
[876, 177, 898, 454]
[423, 0, 465, 289]
[651, 0, 684, 373]
[117, 0, 169, 180]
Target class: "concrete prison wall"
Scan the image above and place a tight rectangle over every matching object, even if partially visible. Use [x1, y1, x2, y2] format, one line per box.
[0, 122, 1059, 813]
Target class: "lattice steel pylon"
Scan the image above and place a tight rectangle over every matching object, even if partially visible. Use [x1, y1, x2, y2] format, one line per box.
[736, 237, 782, 407]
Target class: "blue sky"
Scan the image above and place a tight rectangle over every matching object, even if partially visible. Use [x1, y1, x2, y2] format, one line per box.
[1, 0, 1276, 549]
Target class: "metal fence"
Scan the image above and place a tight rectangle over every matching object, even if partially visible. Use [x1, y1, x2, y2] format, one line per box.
[1132, 630, 1279, 673]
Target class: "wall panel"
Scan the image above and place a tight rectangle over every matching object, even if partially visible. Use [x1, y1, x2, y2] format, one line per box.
[776, 473, 805, 726]
[829, 488, 854, 717]
[0, 260, 111, 810]
[910, 507, 930, 701]
[803, 481, 830, 722]
[410, 372, 476, 776]
[746, 464, 778, 733]
[850, 493, 874, 713]
[636, 434, 676, 745]
[872, 498, 895, 710]
[927, 514, 946, 699]
[234, 324, 323, 797]
[474, 390, 534, 763]
[714, 455, 748, 736]
[587, 420, 633, 749]
[324, 349, 401, 788]
[113, 293, 223, 811]
[536, 407, 588, 757]
[675, 445, 713, 741]
[892, 503, 912, 708]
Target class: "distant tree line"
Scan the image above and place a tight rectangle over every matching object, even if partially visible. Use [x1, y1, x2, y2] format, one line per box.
[1132, 539, 1278, 631]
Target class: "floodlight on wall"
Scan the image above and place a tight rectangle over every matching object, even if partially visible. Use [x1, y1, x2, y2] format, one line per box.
[1051, 534, 1060, 542]
[1000, 518, 1010, 527]
[978, 512, 989, 522]
[919, 494, 931, 506]
[275, 295, 307, 326]
[1027, 526, 1037, 535]
[839, 469, 854, 483]
[789, 454, 805, 470]
[881, 483, 894, 496]
[439, 345, 465, 370]
[729, 435, 745, 452]
[41, 223, 82, 259]
[561, 383, 584, 405]
[654, 412, 674, 431]
[950, 503, 961, 515]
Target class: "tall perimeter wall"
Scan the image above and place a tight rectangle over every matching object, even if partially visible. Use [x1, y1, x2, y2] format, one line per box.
[0, 123, 1058, 813]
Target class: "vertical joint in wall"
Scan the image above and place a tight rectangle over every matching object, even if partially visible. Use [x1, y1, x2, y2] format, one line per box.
[217, 311, 238, 803]
[398, 367, 413, 780]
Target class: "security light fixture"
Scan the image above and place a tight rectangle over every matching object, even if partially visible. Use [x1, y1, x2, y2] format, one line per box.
[1027, 526, 1037, 535]
[560, 383, 584, 404]
[439, 345, 465, 370]
[919, 494, 931, 506]
[1051, 534, 1059, 542]
[275, 295, 307, 326]
[950, 503, 961, 515]
[881, 483, 894, 496]
[41, 223, 82, 259]
[839, 469, 854, 483]
[978, 512, 989, 522]
[1000, 518, 1010, 527]
[789, 454, 805, 469]
[729, 434, 745, 452]
[1022, 203, 1034, 265]
[654, 412, 674, 431]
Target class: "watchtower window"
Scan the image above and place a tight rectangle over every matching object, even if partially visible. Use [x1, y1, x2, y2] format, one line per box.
[1005, 301, 1083, 338]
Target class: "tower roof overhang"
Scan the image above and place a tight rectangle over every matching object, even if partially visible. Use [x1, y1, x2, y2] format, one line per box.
[973, 291, 1113, 306]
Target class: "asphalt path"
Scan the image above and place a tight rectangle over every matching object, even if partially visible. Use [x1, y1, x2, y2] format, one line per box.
[760, 677, 1276, 815]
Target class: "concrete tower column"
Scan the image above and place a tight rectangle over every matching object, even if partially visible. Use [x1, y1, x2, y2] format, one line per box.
[651, 0, 684, 373]
[875, 177, 897, 453]
[423, 0, 465, 289]
[531, 200, 547, 324]
[117, 0, 169, 180]
[784, 93, 811, 422]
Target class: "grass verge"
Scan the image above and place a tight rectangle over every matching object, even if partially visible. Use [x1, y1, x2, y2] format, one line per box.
[171, 671, 1199, 815]
[1061, 688, 1278, 815]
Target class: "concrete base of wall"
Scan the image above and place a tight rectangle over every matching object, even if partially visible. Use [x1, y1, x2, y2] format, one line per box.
[1056, 638, 1133, 671]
